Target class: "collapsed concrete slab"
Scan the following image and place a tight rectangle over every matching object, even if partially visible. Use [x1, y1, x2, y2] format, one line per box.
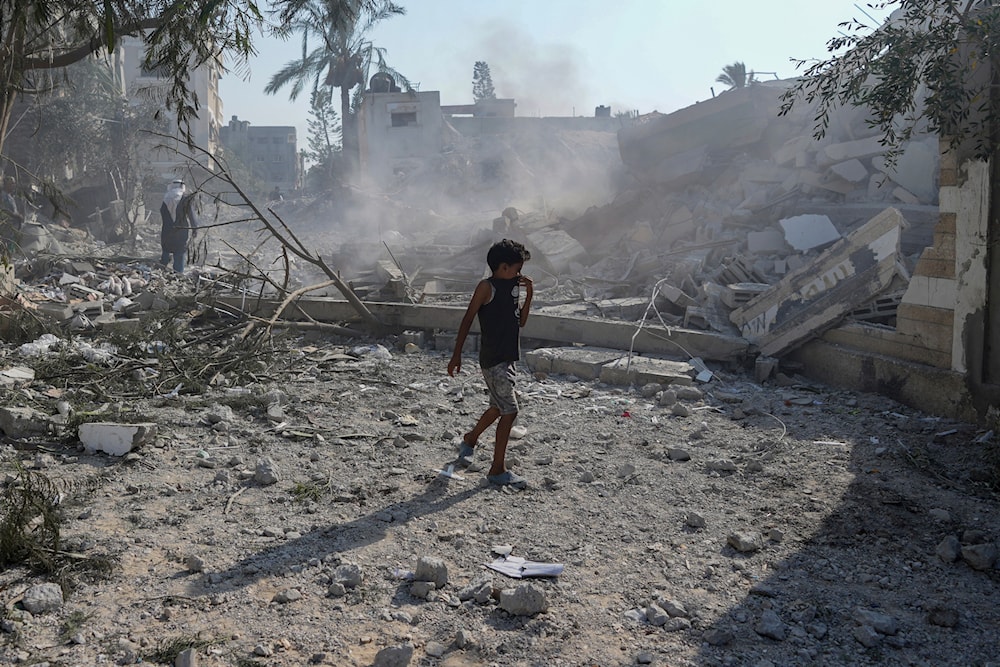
[729, 207, 908, 357]
[525, 347, 695, 387]
[599, 356, 695, 387]
[525, 347, 626, 380]
[779, 214, 841, 252]
[526, 229, 588, 273]
[208, 298, 752, 363]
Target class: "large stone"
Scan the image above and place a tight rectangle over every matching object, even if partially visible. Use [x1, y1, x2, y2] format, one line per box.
[373, 643, 414, 667]
[499, 583, 549, 616]
[0, 406, 49, 438]
[78, 422, 157, 456]
[414, 556, 448, 588]
[22, 583, 63, 614]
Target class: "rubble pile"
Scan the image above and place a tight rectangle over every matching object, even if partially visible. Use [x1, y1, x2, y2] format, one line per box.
[372, 83, 943, 361]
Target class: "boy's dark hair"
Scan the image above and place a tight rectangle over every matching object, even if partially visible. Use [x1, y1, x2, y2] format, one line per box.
[486, 238, 531, 272]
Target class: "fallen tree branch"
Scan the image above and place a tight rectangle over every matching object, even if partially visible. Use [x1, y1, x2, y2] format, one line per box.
[239, 279, 337, 340]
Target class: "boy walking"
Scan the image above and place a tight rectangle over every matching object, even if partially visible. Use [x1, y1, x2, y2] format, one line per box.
[448, 239, 533, 488]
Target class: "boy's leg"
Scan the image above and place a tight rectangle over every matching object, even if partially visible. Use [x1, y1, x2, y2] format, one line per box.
[463, 405, 501, 449]
[479, 362, 522, 480]
[488, 412, 517, 476]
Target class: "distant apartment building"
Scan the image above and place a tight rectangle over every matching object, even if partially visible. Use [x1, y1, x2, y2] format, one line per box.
[119, 36, 223, 179]
[219, 116, 302, 193]
[357, 75, 619, 190]
[357, 89, 444, 188]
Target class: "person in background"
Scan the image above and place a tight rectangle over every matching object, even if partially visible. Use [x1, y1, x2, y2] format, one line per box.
[0, 175, 23, 254]
[159, 180, 199, 272]
[268, 185, 283, 202]
[447, 239, 534, 488]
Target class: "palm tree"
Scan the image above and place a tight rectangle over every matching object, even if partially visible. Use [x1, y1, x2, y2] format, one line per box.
[716, 61, 755, 90]
[264, 0, 407, 171]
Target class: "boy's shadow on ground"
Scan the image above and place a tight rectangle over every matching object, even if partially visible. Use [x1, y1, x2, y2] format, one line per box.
[190, 477, 483, 596]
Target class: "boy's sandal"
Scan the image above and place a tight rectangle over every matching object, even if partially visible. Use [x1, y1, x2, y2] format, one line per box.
[456, 442, 475, 467]
[487, 470, 528, 489]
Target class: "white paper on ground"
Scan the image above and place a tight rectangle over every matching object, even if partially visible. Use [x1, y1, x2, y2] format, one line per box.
[486, 555, 564, 578]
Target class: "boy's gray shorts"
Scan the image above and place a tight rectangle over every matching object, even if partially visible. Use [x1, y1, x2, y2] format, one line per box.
[481, 362, 518, 415]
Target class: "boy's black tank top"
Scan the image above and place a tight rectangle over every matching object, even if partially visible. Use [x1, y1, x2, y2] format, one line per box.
[477, 276, 520, 368]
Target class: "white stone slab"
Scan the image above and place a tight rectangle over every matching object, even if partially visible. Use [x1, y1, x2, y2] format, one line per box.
[79, 422, 157, 456]
[779, 214, 841, 251]
[829, 158, 869, 184]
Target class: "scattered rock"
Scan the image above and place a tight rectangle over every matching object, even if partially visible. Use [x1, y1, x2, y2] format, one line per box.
[21, 583, 63, 614]
[727, 531, 762, 553]
[499, 583, 548, 616]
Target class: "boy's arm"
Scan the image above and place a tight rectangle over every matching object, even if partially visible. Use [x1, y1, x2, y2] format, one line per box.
[448, 280, 491, 377]
[518, 275, 534, 327]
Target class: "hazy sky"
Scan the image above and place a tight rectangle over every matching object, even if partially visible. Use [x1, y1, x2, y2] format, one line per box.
[218, 1, 887, 141]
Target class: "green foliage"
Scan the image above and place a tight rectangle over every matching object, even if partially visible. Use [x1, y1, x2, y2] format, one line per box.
[304, 87, 342, 191]
[142, 635, 217, 665]
[59, 610, 93, 643]
[716, 61, 754, 89]
[0, 1, 383, 160]
[264, 0, 408, 132]
[0, 461, 63, 572]
[19, 58, 120, 184]
[780, 1, 1000, 163]
[289, 479, 330, 503]
[473, 60, 497, 102]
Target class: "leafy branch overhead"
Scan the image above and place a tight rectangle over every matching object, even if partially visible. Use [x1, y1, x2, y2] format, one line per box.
[779, 0, 1000, 162]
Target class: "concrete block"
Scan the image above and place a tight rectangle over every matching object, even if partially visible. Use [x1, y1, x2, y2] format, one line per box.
[721, 283, 770, 308]
[0, 406, 49, 437]
[829, 158, 869, 184]
[526, 229, 588, 274]
[434, 332, 477, 354]
[817, 136, 885, 168]
[892, 186, 921, 205]
[658, 283, 696, 308]
[599, 356, 695, 387]
[799, 170, 859, 195]
[755, 356, 780, 382]
[779, 214, 841, 252]
[593, 297, 649, 321]
[525, 346, 625, 379]
[400, 330, 425, 347]
[35, 302, 75, 321]
[78, 422, 157, 456]
[95, 316, 142, 333]
[747, 229, 786, 255]
[648, 146, 711, 186]
[773, 136, 810, 166]
[873, 139, 938, 202]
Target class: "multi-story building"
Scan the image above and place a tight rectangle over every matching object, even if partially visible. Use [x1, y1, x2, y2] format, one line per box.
[119, 36, 223, 181]
[219, 116, 302, 194]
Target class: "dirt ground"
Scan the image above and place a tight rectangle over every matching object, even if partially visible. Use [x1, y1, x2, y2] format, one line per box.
[2, 328, 1000, 667]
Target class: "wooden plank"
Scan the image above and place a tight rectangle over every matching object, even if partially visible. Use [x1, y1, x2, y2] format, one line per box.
[729, 207, 907, 357]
